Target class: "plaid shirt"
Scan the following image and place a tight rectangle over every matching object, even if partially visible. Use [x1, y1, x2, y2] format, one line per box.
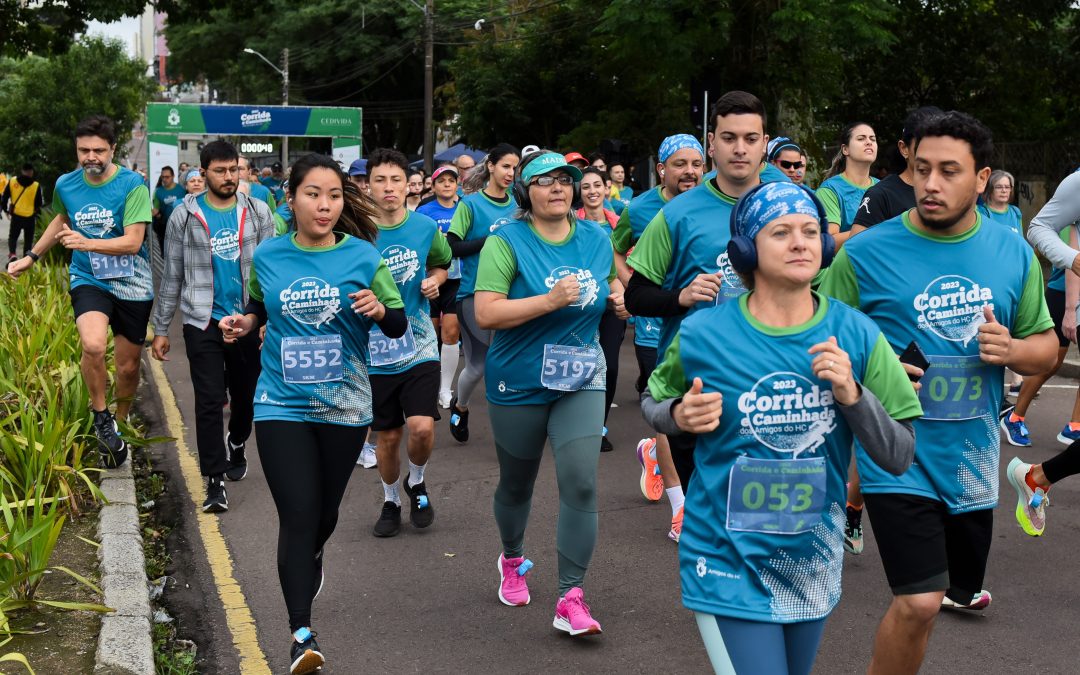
[152, 191, 275, 334]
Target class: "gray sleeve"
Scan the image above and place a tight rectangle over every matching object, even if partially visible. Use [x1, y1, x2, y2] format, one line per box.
[837, 385, 915, 476]
[151, 207, 188, 334]
[640, 388, 684, 437]
[1027, 171, 1080, 270]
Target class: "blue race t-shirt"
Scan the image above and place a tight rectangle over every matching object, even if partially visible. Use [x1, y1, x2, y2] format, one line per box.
[819, 211, 1053, 513]
[193, 194, 244, 320]
[976, 203, 1023, 236]
[448, 190, 517, 300]
[248, 182, 276, 211]
[817, 174, 879, 232]
[250, 234, 403, 426]
[52, 166, 154, 301]
[611, 186, 668, 255]
[153, 184, 185, 223]
[369, 211, 453, 375]
[476, 218, 614, 406]
[648, 293, 921, 622]
[704, 163, 791, 184]
[632, 315, 662, 349]
[416, 198, 461, 279]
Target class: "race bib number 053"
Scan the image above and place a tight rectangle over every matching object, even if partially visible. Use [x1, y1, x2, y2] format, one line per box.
[726, 456, 827, 535]
[281, 334, 344, 384]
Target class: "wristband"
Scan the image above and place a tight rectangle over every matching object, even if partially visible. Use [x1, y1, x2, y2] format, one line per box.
[25, 251, 39, 263]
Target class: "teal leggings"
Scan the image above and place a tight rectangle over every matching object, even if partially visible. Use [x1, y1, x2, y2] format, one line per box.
[490, 389, 604, 595]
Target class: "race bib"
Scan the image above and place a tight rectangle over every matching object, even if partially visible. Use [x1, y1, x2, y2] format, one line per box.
[89, 252, 134, 279]
[540, 344, 599, 391]
[368, 326, 417, 367]
[918, 354, 994, 421]
[726, 456, 827, 535]
[281, 335, 343, 383]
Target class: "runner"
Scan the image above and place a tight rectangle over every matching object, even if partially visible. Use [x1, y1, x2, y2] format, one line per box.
[2, 163, 45, 262]
[216, 153, 406, 674]
[1010, 167, 1080, 536]
[817, 122, 879, 246]
[627, 90, 771, 498]
[150, 140, 275, 513]
[238, 155, 278, 212]
[151, 166, 184, 254]
[406, 170, 424, 211]
[6, 115, 153, 468]
[609, 162, 633, 215]
[348, 158, 370, 194]
[977, 170, 1023, 235]
[818, 111, 1056, 673]
[475, 150, 619, 636]
[445, 143, 520, 442]
[612, 134, 705, 533]
[416, 165, 462, 409]
[642, 180, 920, 675]
[767, 136, 804, 183]
[849, 106, 942, 233]
[184, 169, 205, 196]
[363, 148, 451, 537]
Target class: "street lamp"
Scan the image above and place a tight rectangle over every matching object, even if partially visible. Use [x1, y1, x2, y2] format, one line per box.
[242, 47, 290, 167]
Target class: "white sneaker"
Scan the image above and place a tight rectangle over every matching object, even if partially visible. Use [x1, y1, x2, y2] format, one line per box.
[357, 442, 377, 469]
[438, 390, 453, 409]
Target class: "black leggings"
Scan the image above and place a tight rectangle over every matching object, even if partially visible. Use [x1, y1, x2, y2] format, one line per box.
[7, 214, 34, 256]
[255, 420, 367, 631]
[598, 310, 625, 425]
[1043, 440, 1080, 484]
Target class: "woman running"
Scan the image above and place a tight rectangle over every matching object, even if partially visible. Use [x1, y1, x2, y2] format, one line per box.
[476, 150, 624, 636]
[978, 170, 1023, 235]
[218, 154, 406, 674]
[445, 143, 520, 442]
[643, 181, 920, 674]
[816, 122, 878, 247]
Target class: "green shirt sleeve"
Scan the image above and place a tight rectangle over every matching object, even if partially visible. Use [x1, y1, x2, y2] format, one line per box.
[52, 189, 66, 217]
[371, 261, 405, 309]
[1012, 251, 1054, 338]
[611, 207, 633, 254]
[427, 228, 453, 268]
[152, 191, 161, 211]
[861, 333, 924, 421]
[816, 186, 842, 228]
[266, 192, 277, 212]
[448, 201, 473, 239]
[474, 236, 517, 294]
[273, 213, 289, 236]
[248, 264, 263, 302]
[625, 211, 673, 285]
[123, 184, 153, 227]
[646, 333, 688, 400]
[816, 248, 860, 307]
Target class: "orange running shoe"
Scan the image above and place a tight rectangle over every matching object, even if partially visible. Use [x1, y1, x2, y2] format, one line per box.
[669, 506, 684, 542]
[636, 438, 663, 502]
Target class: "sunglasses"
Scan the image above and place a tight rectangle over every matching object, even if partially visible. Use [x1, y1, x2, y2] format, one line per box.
[779, 160, 805, 170]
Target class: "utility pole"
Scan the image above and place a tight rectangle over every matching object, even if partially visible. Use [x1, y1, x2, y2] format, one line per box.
[423, 0, 434, 174]
[282, 47, 290, 168]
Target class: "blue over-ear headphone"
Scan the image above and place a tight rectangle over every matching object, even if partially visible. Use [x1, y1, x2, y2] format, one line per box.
[512, 150, 582, 211]
[727, 182, 835, 274]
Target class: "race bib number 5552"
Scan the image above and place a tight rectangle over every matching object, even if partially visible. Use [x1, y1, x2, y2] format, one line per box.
[281, 335, 343, 383]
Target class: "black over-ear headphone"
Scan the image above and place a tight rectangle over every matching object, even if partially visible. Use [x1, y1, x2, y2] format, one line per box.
[726, 182, 835, 274]
[512, 150, 582, 210]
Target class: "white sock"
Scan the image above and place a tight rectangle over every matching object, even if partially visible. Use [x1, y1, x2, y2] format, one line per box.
[408, 461, 426, 487]
[440, 344, 459, 395]
[666, 486, 685, 516]
[382, 480, 401, 505]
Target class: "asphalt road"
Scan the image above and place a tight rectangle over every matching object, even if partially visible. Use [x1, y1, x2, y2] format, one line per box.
[141, 322, 1080, 674]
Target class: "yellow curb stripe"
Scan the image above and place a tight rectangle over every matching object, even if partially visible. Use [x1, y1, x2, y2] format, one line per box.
[147, 357, 271, 674]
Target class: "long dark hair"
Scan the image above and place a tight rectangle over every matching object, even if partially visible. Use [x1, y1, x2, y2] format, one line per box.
[287, 154, 379, 243]
[463, 143, 519, 194]
[825, 122, 874, 180]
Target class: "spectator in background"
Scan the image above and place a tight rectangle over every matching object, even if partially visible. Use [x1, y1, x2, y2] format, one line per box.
[406, 170, 425, 211]
[348, 158, 370, 194]
[767, 136, 805, 183]
[2, 163, 45, 262]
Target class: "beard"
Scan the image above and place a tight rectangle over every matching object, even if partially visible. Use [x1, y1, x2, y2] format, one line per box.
[83, 162, 105, 176]
[917, 196, 976, 231]
[209, 182, 237, 200]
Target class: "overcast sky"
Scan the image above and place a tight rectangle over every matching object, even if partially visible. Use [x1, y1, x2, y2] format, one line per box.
[85, 16, 140, 57]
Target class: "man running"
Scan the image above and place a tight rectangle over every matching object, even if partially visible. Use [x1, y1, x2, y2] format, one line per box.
[7, 115, 154, 468]
[151, 140, 276, 513]
[626, 90, 772, 499]
[364, 148, 451, 537]
[819, 111, 1056, 673]
[612, 133, 705, 540]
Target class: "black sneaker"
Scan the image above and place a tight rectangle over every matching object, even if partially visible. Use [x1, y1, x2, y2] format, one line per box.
[448, 395, 469, 443]
[289, 628, 324, 674]
[402, 478, 435, 529]
[843, 505, 863, 554]
[313, 548, 324, 600]
[203, 475, 229, 513]
[372, 501, 401, 537]
[600, 436, 614, 453]
[92, 409, 128, 469]
[225, 434, 248, 481]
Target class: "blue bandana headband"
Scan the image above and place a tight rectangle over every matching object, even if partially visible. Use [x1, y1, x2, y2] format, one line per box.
[184, 169, 201, 183]
[658, 134, 704, 164]
[734, 182, 823, 241]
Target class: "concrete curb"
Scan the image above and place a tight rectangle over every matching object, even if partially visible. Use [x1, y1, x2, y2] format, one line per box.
[94, 458, 155, 675]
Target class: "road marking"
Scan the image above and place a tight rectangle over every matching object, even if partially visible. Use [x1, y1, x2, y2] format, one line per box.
[1036, 384, 1079, 389]
[148, 357, 271, 674]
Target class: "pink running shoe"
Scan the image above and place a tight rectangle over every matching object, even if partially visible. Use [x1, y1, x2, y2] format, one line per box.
[636, 438, 663, 502]
[497, 553, 533, 606]
[553, 587, 602, 636]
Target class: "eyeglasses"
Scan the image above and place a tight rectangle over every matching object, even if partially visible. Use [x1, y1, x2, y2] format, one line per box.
[778, 160, 804, 170]
[529, 174, 574, 187]
[994, 185, 1012, 190]
[208, 167, 240, 176]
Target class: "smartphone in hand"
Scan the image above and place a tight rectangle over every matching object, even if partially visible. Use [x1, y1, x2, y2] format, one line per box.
[898, 340, 930, 382]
